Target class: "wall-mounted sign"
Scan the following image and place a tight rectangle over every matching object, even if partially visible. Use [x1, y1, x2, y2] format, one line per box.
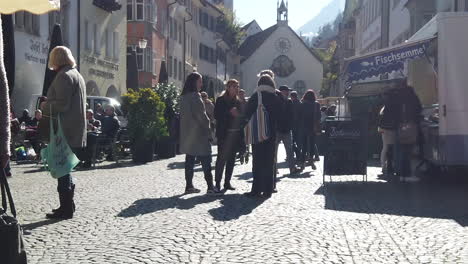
[24, 39, 48, 65]
[83, 55, 119, 71]
[89, 68, 114, 79]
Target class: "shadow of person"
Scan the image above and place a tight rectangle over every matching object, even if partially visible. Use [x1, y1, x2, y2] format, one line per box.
[22, 219, 61, 235]
[236, 172, 253, 181]
[208, 193, 265, 221]
[117, 193, 265, 221]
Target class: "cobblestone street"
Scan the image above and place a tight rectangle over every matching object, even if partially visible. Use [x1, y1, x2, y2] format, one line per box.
[7, 148, 468, 264]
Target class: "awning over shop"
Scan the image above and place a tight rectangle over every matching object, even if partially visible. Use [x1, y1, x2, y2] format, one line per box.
[0, 0, 60, 14]
[344, 37, 436, 83]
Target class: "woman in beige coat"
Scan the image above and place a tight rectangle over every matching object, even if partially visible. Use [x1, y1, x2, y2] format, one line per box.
[42, 46, 87, 219]
[179, 72, 218, 194]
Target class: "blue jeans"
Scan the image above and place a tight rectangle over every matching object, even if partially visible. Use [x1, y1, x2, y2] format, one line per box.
[185, 155, 214, 189]
[394, 143, 413, 178]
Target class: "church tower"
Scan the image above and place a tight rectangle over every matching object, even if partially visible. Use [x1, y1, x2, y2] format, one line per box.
[277, 0, 288, 26]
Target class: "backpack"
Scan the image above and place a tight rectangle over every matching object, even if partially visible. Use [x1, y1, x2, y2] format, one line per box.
[245, 92, 271, 145]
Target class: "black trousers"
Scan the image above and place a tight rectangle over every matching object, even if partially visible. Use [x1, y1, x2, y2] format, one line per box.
[215, 136, 238, 186]
[292, 129, 301, 159]
[251, 137, 276, 194]
[185, 155, 214, 189]
[298, 134, 316, 164]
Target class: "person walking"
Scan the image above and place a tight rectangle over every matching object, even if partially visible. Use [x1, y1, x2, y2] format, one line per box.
[179, 72, 218, 194]
[242, 74, 281, 198]
[214, 79, 242, 191]
[378, 90, 398, 178]
[297, 90, 320, 171]
[276, 85, 301, 175]
[42, 46, 87, 219]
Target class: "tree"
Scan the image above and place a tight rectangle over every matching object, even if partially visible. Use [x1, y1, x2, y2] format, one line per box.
[314, 41, 339, 97]
[215, 6, 245, 50]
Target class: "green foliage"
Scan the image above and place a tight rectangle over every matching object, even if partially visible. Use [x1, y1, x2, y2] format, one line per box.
[121, 88, 168, 141]
[153, 82, 180, 114]
[318, 41, 339, 97]
[215, 6, 245, 50]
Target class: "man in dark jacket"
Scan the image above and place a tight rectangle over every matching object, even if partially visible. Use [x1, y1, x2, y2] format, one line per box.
[276, 85, 300, 175]
[100, 105, 120, 160]
[290, 91, 301, 159]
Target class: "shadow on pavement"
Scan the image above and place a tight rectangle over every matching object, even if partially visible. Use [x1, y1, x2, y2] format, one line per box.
[315, 181, 468, 226]
[117, 193, 264, 221]
[22, 219, 61, 234]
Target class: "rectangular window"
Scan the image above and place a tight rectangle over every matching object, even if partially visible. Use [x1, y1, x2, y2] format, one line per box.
[105, 29, 111, 58]
[145, 0, 152, 22]
[136, 0, 144, 20]
[168, 56, 172, 77]
[173, 58, 178, 79]
[136, 47, 144, 71]
[145, 47, 152, 73]
[169, 17, 173, 39]
[84, 20, 91, 50]
[199, 10, 203, 25]
[94, 24, 100, 55]
[179, 61, 183, 81]
[152, 51, 157, 75]
[113, 32, 119, 60]
[174, 19, 179, 41]
[14, 11, 24, 29]
[199, 44, 203, 60]
[127, 0, 133, 20]
[465, 0, 468, 11]
[179, 24, 182, 44]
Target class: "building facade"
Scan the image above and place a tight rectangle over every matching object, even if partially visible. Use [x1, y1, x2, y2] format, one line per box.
[127, 0, 165, 88]
[239, 1, 323, 96]
[80, 1, 127, 99]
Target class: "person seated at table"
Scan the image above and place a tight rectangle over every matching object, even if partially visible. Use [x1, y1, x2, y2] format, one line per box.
[100, 105, 120, 161]
[95, 103, 105, 121]
[86, 109, 101, 132]
[18, 109, 33, 126]
[101, 105, 120, 138]
[29, 109, 42, 127]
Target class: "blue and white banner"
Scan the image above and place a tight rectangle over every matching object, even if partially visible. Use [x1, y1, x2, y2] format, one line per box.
[345, 38, 435, 83]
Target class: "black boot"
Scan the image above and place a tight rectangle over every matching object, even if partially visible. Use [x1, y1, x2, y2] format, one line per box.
[51, 191, 65, 213]
[46, 190, 74, 219]
[52, 184, 75, 213]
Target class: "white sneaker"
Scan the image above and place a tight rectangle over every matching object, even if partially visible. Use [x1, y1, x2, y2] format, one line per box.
[405, 176, 420, 183]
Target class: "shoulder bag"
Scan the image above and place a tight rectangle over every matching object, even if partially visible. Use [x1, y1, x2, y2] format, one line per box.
[0, 168, 28, 264]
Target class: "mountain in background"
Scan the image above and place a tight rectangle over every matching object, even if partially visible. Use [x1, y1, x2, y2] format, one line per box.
[297, 0, 343, 37]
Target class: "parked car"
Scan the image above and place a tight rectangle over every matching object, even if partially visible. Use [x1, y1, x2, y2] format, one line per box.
[28, 95, 127, 127]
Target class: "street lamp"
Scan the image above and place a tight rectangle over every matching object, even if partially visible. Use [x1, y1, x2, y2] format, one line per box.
[138, 38, 147, 49]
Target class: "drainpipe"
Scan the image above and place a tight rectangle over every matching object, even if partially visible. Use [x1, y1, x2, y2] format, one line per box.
[183, 8, 193, 80]
[166, 0, 178, 78]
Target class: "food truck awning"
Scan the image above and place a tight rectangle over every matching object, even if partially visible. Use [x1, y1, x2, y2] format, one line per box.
[344, 37, 436, 83]
[0, 0, 60, 14]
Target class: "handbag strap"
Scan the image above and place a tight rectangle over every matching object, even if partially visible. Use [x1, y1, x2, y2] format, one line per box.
[0, 168, 17, 218]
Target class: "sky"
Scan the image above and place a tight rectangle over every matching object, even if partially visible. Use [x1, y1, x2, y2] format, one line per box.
[234, 0, 345, 31]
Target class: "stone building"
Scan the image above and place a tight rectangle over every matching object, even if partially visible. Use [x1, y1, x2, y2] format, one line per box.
[239, 0, 323, 95]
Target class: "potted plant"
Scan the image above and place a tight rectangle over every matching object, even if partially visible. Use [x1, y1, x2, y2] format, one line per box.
[153, 82, 180, 159]
[121, 88, 168, 163]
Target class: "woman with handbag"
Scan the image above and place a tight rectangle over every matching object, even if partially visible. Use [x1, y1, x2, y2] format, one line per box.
[242, 74, 281, 198]
[179, 72, 218, 194]
[42, 46, 87, 219]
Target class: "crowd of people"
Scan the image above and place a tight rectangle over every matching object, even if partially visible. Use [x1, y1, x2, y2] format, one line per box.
[179, 70, 329, 198]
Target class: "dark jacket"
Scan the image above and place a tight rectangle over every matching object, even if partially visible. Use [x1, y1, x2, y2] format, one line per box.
[291, 98, 301, 131]
[298, 101, 320, 136]
[214, 95, 241, 141]
[242, 85, 281, 140]
[101, 114, 120, 138]
[277, 93, 293, 133]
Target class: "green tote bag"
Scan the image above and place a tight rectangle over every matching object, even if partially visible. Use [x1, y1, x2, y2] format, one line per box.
[41, 113, 80, 178]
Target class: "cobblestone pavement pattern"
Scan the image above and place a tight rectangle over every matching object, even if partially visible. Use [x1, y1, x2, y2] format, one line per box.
[6, 147, 468, 264]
